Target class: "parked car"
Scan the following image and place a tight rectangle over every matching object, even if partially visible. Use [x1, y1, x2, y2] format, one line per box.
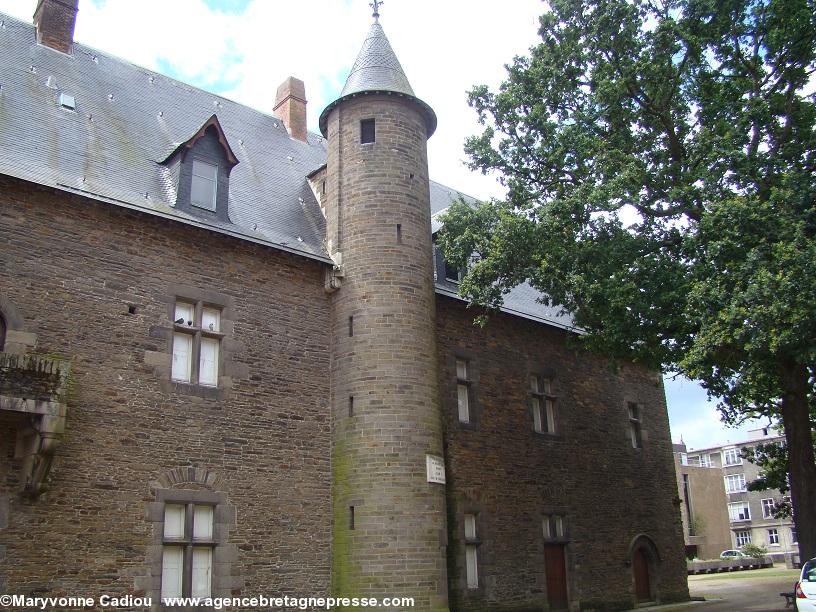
[795, 557, 816, 611]
[720, 549, 747, 559]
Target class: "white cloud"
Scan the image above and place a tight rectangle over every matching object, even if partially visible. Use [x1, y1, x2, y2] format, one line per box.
[0, 0, 543, 199]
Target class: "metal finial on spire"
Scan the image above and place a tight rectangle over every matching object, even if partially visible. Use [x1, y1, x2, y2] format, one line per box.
[370, 0, 382, 21]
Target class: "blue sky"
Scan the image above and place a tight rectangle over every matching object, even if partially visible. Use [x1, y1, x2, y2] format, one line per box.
[0, 0, 763, 449]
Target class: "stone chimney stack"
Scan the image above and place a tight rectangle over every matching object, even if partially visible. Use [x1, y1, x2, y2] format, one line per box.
[33, 0, 79, 54]
[272, 77, 308, 142]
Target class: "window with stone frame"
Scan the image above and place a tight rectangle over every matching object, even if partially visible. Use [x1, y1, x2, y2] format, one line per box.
[768, 528, 780, 545]
[456, 358, 472, 423]
[543, 514, 567, 541]
[735, 530, 752, 547]
[723, 447, 742, 466]
[530, 374, 556, 434]
[161, 503, 215, 599]
[628, 402, 643, 449]
[761, 498, 776, 519]
[724, 473, 747, 493]
[463, 513, 480, 589]
[360, 118, 375, 144]
[172, 300, 223, 387]
[145, 485, 238, 603]
[728, 501, 751, 522]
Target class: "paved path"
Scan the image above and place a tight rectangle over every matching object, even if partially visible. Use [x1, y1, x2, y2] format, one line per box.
[632, 568, 800, 612]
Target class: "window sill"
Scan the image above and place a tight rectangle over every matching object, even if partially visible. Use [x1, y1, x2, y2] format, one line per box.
[533, 430, 561, 438]
[173, 323, 225, 337]
[166, 380, 226, 401]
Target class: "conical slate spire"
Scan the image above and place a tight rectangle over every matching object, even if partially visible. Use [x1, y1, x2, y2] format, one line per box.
[319, 19, 436, 137]
[340, 22, 415, 99]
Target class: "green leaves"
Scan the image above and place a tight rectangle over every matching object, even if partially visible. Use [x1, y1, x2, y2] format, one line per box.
[443, 0, 816, 556]
[442, 0, 816, 394]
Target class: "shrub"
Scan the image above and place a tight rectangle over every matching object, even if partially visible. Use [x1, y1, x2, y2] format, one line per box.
[741, 543, 768, 558]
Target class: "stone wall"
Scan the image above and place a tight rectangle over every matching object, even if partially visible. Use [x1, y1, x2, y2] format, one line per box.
[324, 94, 449, 610]
[0, 176, 333, 603]
[436, 295, 689, 611]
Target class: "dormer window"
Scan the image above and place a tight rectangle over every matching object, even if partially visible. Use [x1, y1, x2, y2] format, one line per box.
[191, 159, 218, 210]
[160, 115, 238, 223]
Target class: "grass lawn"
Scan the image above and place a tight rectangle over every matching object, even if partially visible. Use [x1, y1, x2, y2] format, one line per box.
[690, 566, 801, 582]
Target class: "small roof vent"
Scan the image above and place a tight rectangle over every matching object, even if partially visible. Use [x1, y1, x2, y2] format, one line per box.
[58, 92, 76, 110]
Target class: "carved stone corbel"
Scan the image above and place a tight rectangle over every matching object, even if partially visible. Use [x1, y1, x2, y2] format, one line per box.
[0, 353, 70, 497]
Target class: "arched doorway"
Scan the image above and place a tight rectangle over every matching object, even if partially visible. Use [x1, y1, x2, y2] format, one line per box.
[628, 534, 659, 604]
[633, 546, 652, 602]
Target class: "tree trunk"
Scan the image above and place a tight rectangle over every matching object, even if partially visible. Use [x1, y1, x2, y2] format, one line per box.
[780, 362, 816, 562]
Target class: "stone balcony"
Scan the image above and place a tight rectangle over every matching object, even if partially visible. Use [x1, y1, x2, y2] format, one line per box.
[0, 352, 71, 496]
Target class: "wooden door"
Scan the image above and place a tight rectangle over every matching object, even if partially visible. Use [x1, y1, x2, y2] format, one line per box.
[633, 547, 652, 602]
[544, 543, 568, 610]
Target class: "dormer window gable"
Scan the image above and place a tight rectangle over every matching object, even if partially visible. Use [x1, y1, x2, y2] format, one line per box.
[161, 115, 238, 223]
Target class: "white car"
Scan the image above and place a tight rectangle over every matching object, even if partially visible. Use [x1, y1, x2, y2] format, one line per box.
[795, 558, 816, 610]
[720, 549, 746, 559]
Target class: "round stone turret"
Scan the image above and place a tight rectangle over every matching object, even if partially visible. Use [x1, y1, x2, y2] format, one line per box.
[322, 17, 448, 612]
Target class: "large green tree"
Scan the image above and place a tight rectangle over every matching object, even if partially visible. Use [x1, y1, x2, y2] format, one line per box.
[439, 0, 816, 558]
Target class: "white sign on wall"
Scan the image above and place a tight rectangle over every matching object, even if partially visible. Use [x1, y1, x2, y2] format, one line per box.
[426, 454, 446, 484]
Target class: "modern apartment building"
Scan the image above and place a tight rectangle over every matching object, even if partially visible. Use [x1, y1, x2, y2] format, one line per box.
[675, 427, 798, 562]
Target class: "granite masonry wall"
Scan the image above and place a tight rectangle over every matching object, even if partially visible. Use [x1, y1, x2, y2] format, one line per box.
[0, 176, 332, 607]
[436, 295, 689, 611]
[324, 94, 449, 611]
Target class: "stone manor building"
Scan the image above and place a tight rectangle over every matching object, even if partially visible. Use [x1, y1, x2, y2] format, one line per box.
[0, 1, 688, 609]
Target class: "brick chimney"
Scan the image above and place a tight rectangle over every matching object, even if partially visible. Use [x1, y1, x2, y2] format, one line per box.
[273, 77, 308, 142]
[33, 0, 79, 54]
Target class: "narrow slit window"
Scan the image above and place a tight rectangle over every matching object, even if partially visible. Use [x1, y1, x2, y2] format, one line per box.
[396, 224, 402, 243]
[456, 359, 471, 423]
[349, 506, 355, 530]
[349, 396, 354, 417]
[628, 402, 643, 448]
[531, 375, 556, 433]
[349, 316, 354, 337]
[360, 118, 375, 144]
[464, 513, 479, 589]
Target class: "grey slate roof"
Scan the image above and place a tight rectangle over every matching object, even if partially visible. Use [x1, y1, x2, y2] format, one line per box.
[341, 22, 415, 99]
[0, 13, 330, 263]
[0, 11, 576, 333]
[318, 21, 437, 138]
